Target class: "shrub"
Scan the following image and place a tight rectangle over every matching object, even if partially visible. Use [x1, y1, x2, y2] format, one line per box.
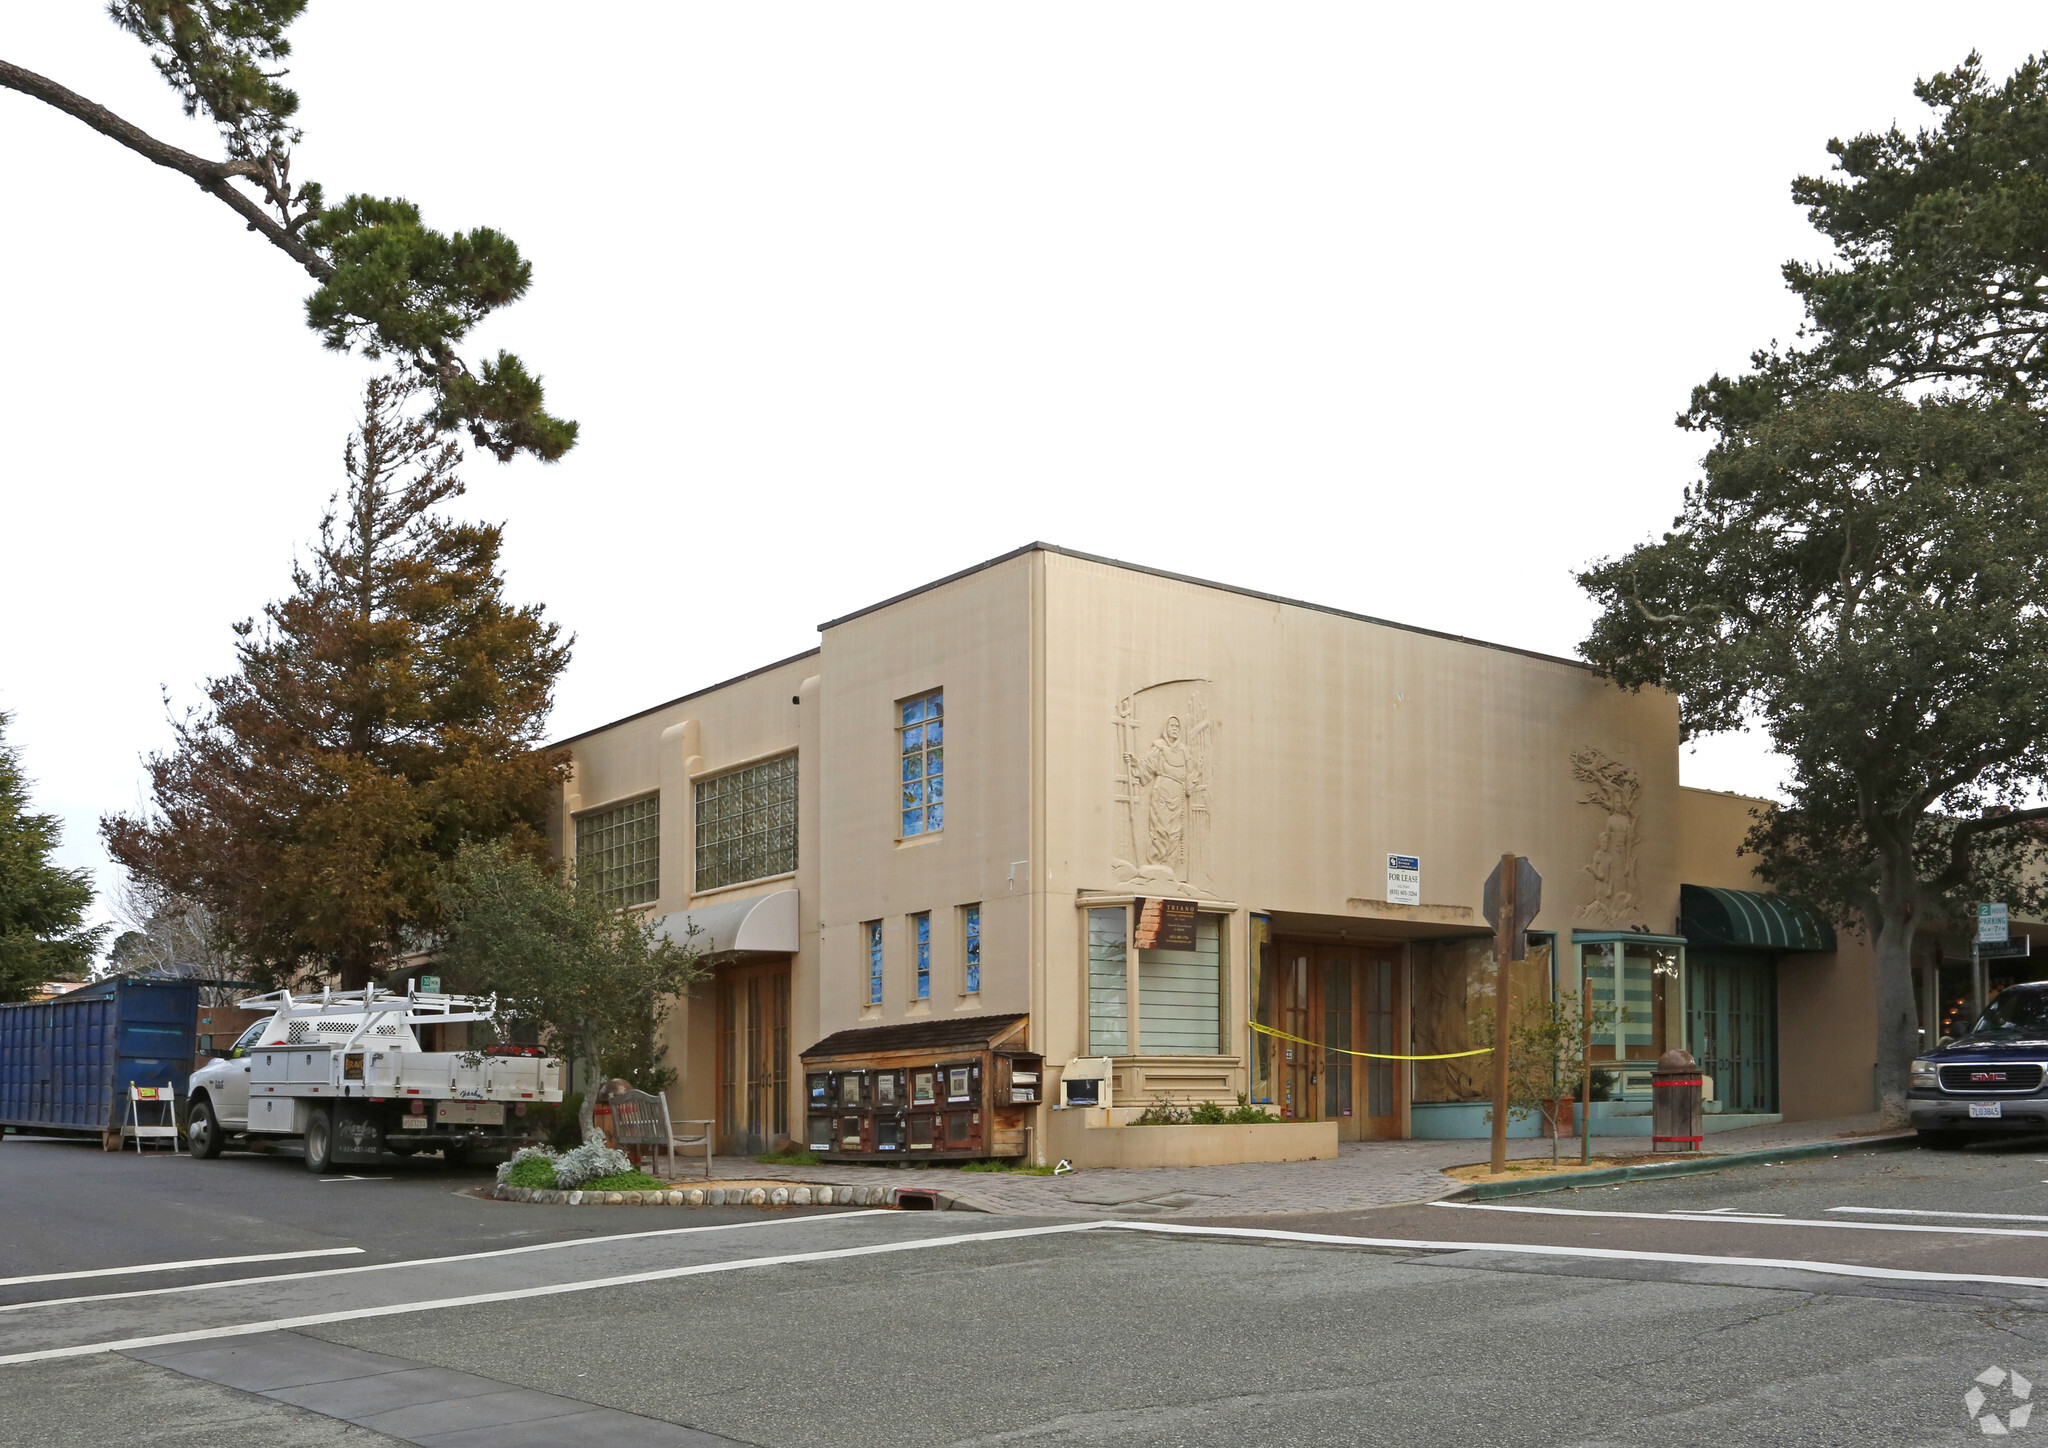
[552, 1135, 635, 1188]
[497, 1146, 558, 1189]
[1132, 1094, 1279, 1125]
[579, 1170, 667, 1192]
[495, 1130, 635, 1189]
[1131, 1095, 1190, 1125]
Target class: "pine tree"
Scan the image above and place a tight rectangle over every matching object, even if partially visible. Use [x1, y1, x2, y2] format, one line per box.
[0, 3, 574, 462]
[0, 713, 108, 1002]
[103, 377, 572, 988]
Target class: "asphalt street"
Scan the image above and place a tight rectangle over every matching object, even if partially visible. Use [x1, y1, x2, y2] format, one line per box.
[11, 1132, 2048, 1446]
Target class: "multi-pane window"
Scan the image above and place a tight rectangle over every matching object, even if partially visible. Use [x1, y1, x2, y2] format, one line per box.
[575, 796, 659, 908]
[694, 753, 798, 892]
[962, 904, 981, 995]
[1087, 906, 1128, 1054]
[866, 921, 884, 1006]
[912, 912, 931, 1000]
[1138, 913, 1223, 1055]
[898, 690, 943, 837]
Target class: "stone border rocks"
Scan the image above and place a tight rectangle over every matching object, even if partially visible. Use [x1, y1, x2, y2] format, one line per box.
[489, 1182, 942, 1208]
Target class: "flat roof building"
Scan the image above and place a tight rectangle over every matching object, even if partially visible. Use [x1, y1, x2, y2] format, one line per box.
[550, 543, 1896, 1163]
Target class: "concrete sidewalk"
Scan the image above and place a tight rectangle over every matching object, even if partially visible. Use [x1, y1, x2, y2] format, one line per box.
[696, 1112, 1905, 1218]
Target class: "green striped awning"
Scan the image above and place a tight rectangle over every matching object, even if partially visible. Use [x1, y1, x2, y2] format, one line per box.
[1680, 885, 1836, 953]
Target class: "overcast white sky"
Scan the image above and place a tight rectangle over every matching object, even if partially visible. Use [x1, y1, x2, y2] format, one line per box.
[4, 4, 2043, 937]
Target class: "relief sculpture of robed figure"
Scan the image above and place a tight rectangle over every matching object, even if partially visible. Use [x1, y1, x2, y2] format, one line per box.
[1132, 715, 1201, 879]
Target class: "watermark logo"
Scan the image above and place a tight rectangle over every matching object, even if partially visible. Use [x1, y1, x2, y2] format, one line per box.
[1967, 1366, 2033, 1435]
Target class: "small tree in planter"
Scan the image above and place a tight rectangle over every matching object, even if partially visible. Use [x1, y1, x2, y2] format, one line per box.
[1479, 993, 1626, 1167]
[438, 840, 705, 1141]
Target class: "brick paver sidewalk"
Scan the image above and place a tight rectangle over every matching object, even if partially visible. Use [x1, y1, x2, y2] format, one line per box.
[703, 1113, 1902, 1218]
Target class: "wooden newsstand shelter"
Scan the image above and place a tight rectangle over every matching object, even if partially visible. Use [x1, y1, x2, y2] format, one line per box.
[800, 1014, 1041, 1163]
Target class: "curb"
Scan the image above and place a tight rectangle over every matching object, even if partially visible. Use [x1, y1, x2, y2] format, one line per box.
[490, 1182, 962, 1209]
[1441, 1133, 1919, 1201]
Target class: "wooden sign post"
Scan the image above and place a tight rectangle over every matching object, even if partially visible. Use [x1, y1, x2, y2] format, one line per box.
[1482, 854, 1542, 1177]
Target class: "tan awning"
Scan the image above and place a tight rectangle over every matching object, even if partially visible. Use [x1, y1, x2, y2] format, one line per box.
[654, 888, 798, 961]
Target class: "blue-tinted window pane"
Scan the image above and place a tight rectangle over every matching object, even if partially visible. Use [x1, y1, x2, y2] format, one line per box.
[927, 774, 943, 803]
[902, 698, 926, 725]
[928, 693, 942, 716]
[902, 754, 923, 782]
[916, 915, 931, 944]
[900, 724, 922, 753]
[926, 720, 943, 747]
[925, 746, 941, 775]
[867, 923, 883, 1005]
[927, 802, 944, 832]
[902, 808, 924, 837]
[964, 906, 980, 995]
[902, 781, 924, 808]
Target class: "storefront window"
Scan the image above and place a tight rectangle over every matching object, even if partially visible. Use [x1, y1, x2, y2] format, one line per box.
[1576, 937, 1684, 1062]
[1137, 913, 1223, 1055]
[1087, 907, 1128, 1054]
[1409, 934, 1554, 1104]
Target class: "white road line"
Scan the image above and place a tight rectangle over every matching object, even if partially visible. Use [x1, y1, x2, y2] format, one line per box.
[0, 1210, 899, 1315]
[0, 1248, 364, 1289]
[1688, 1207, 1785, 1218]
[0, 1221, 1111, 1365]
[1102, 1220, 2048, 1291]
[1432, 1200, 2048, 1240]
[1830, 1206, 2048, 1224]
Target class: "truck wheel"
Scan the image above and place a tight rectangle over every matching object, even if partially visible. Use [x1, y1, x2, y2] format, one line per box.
[1916, 1128, 1968, 1150]
[303, 1107, 335, 1173]
[187, 1099, 224, 1160]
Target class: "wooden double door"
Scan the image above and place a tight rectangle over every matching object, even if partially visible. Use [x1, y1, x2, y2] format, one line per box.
[1274, 942, 1403, 1140]
[716, 960, 790, 1155]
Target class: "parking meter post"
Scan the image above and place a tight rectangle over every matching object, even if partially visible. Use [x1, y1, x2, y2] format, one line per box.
[1490, 853, 1516, 1176]
[1580, 966, 1594, 1167]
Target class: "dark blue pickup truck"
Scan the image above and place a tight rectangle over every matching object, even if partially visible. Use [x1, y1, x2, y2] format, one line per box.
[1910, 982, 2048, 1145]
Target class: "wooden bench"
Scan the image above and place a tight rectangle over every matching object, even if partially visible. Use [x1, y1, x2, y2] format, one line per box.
[606, 1087, 714, 1180]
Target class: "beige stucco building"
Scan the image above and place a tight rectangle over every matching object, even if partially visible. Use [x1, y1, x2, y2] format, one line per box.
[551, 543, 1882, 1162]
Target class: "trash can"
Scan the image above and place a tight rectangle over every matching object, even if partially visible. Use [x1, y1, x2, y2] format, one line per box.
[1651, 1048, 1703, 1153]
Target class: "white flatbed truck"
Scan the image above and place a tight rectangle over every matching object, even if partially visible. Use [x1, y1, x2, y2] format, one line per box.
[184, 985, 563, 1172]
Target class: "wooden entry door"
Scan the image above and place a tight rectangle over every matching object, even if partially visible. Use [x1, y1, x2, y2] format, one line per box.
[716, 960, 790, 1154]
[1356, 947, 1402, 1140]
[1272, 943, 1405, 1139]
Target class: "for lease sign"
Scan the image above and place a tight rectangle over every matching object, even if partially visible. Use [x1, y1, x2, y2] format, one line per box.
[1386, 854, 1421, 906]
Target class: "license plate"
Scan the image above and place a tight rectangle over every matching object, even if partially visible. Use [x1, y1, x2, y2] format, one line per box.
[434, 1101, 505, 1126]
[401, 1115, 430, 1130]
[1970, 1102, 2004, 1119]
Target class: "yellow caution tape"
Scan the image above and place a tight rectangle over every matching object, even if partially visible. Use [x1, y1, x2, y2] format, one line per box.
[1248, 1020, 1492, 1061]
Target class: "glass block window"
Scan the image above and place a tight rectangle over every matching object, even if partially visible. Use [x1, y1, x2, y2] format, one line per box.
[1087, 906, 1128, 1054]
[962, 904, 981, 995]
[575, 795, 659, 908]
[866, 920, 883, 1006]
[898, 690, 944, 837]
[912, 912, 931, 1000]
[1139, 912, 1223, 1055]
[694, 753, 798, 892]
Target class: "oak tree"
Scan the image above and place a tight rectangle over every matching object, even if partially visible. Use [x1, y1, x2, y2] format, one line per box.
[103, 377, 572, 989]
[0, 1, 574, 462]
[1579, 55, 2048, 1124]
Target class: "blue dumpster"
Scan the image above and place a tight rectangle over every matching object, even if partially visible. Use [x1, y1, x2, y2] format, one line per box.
[0, 978, 198, 1140]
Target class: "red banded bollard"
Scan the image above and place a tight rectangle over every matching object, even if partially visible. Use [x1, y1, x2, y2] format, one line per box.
[1651, 1048, 1704, 1153]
